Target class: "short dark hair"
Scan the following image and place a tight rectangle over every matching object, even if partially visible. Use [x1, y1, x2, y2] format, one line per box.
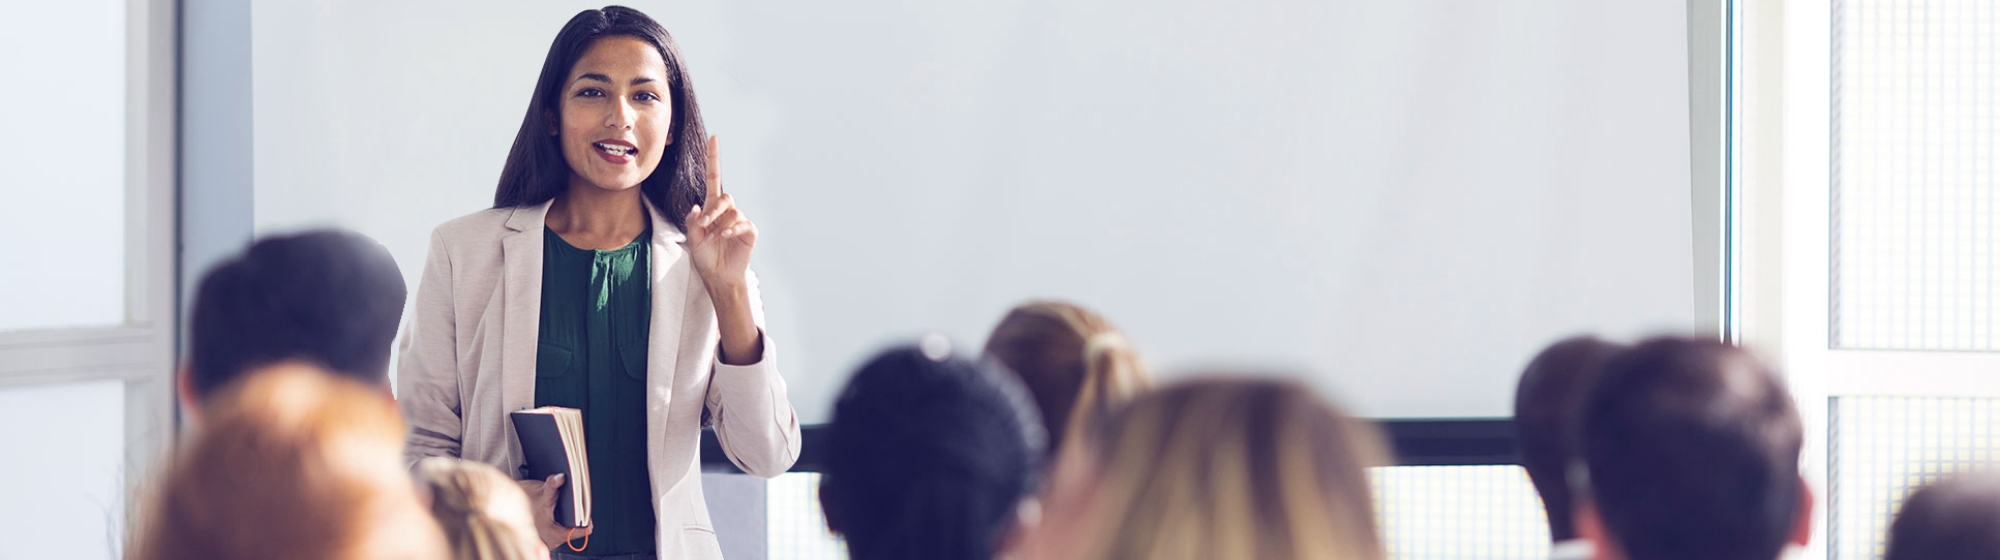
[494, 5, 708, 232]
[1578, 336, 1803, 560]
[820, 340, 1046, 560]
[1513, 336, 1625, 541]
[1886, 472, 2000, 560]
[187, 229, 407, 400]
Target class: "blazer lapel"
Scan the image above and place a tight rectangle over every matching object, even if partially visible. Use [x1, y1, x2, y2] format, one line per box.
[500, 201, 553, 431]
[643, 197, 691, 399]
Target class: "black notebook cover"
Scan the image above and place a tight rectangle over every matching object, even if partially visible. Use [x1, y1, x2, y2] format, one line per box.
[511, 411, 586, 528]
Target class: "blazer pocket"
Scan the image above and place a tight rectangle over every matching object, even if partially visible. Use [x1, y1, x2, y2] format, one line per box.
[679, 524, 723, 558]
[619, 341, 649, 382]
[536, 341, 575, 379]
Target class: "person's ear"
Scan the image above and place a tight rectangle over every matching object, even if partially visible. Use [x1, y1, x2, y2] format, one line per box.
[175, 364, 203, 425]
[1573, 500, 1620, 560]
[818, 479, 843, 535]
[1790, 476, 1817, 548]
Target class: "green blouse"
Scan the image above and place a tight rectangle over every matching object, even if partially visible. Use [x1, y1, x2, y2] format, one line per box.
[534, 226, 656, 556]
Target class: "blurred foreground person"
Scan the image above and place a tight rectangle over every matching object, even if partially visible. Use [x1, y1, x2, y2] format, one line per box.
[983, 301, 1150, 459]
[1575, 337, 1813, 560]
[180, 228, 407, 424]
[1885, 471, 2000, 560]
[1016, 377, 1390, 560]
[1513, 336, 1626, 560]
[819, 338, 1046, 560]
[133, 364, 447, 560]
[416, 458, 552, 560]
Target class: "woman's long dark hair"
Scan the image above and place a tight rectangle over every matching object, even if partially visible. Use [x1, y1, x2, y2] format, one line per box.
[494, 6, 707, 232]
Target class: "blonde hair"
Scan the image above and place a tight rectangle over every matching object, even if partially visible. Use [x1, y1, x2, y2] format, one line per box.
[415, 458, 545, 560]
[1076, 377, 1389, 560]
[983, 301, 1151, 454]
[132, 364, 447, 560]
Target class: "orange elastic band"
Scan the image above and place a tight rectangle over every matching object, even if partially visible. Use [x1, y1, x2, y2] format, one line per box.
[566, 526, 589, 552]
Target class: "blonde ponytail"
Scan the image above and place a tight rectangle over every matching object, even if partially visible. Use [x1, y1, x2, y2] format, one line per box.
[984, 301, 1152, 455]
[414, 458, 543, 560]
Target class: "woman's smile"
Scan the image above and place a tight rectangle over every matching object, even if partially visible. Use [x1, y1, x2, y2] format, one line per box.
[593, 139, 637, 164]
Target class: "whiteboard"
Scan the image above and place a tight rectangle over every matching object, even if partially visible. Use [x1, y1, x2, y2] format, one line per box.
[251, 0, 1693, 420]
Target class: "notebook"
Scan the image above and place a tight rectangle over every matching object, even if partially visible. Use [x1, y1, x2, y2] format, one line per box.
[511, 406, 591, 528]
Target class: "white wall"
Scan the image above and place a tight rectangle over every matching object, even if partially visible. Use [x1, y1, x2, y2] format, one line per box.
[250, 0, 1694, 420]
[0, 0, 128, 331]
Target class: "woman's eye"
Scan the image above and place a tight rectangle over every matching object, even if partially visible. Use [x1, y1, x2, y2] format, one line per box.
[635, 92, 661, 102]
[576, 88, 605, 98]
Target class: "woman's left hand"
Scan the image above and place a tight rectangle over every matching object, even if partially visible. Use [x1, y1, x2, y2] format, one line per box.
[685, 135, 765, 364]
[685, 135, 756, 295]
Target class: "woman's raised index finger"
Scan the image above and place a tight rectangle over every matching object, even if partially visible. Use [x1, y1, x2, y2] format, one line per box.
[705, 135, 722, 201]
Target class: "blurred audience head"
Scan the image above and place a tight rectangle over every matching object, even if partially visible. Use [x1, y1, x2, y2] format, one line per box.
[133, 364, 446, 560]
[415, 458, 550, 560]
[1885, 471, 2000, 560]
[983, 300, 1150, 455]
[1513, 335, 1626, 542]
[1576, 336, 1810, 560]
[184, 228, 406, 417]
[820, 336, 1047, 560]
[1019, 377, 1389, 560]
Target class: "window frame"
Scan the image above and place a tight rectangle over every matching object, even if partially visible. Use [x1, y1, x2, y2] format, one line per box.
[0, 0, 179, 506]
[1736, 1, 2000, 559]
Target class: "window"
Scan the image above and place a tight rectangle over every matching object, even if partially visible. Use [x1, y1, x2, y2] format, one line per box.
[1831, 0, 2000, 352]
[1371, 466, 1549, 560]
[1756, 2, 2000, 559]
[1828, 1, 2000, 552]
[0, 1, 177, 558]
[1829, 396, 2000, 560]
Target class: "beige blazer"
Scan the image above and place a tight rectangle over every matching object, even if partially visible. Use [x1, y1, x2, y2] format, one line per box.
[396, 198, 802, 560]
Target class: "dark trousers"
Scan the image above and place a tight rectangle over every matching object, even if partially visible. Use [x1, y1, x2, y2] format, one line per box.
[551, 552, 656, 560]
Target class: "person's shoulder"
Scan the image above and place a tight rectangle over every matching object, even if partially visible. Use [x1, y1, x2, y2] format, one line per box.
[430, 207, 519, 247]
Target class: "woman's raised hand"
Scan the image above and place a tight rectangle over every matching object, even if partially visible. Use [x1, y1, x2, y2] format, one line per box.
[684, 135, 756, 296]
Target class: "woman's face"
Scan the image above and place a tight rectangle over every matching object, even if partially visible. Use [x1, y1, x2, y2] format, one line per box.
[557, 35, 674, 192]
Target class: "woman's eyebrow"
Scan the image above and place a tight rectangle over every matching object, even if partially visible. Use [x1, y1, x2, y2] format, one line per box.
[571, 74, 659, 86]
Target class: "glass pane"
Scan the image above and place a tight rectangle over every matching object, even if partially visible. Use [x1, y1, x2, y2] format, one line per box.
[0, 380, 127, 559]
[767, 472, 845, 560]
[1830, 396, 2000, 560]
[1371, 466, 1551, 560]
[0, 0, 127, 331]
[1831, 0, 2000, 351]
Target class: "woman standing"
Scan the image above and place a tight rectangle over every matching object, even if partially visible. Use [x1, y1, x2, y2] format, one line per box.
[398, 7, 801, 560]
